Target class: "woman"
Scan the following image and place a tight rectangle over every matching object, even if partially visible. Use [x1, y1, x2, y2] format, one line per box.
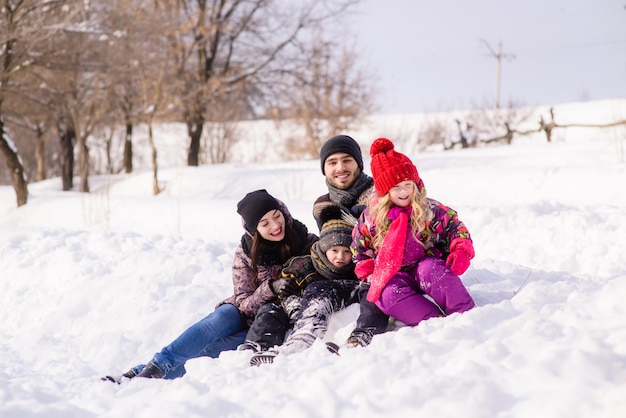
[101, 189, 317, 381]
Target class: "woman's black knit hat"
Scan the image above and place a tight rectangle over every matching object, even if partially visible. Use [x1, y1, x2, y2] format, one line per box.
[319, 135, 364, 174]
[237, 189, 281, 234]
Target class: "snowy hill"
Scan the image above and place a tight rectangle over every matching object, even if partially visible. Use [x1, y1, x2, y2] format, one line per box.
[0, 100, 625, 417]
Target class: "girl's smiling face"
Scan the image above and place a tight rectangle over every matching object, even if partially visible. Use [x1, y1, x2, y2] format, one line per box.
[388, 181, 415, 207]
[256, 209, 285, 241]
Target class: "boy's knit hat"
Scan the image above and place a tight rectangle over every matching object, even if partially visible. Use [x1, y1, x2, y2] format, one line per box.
[320, 135, 364, 174]
[369, 137, 420, 196]
[317, 205, 354, 253]
[237, 189, 282, 234]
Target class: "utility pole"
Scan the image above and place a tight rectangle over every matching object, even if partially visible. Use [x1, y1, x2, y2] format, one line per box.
[480, 38, 516, 110]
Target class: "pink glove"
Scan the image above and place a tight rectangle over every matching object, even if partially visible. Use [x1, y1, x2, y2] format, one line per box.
[354, 259, 375, 281]
[446, 238, 475, 276]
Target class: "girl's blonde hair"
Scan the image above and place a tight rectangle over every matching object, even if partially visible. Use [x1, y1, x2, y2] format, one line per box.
[371, 182, 432, 250]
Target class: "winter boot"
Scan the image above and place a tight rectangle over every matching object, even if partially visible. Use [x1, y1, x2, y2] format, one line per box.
[237, 340, 263, 353]
[136, 362, 164, 379]
[100, 368, 138, 384]
[249, 350, 278, 367]
[346, 327, 375, 347]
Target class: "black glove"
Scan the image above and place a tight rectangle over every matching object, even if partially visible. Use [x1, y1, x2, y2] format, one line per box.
[270, 277, 299, 298]
[350, 205, 366, 219]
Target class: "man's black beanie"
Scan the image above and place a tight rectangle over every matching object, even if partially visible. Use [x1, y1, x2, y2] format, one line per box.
[319, 135, 364, 174]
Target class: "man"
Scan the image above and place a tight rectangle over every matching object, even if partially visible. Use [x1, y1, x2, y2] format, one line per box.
[313, 134, 389, 347]
[313, 135, 372, 226]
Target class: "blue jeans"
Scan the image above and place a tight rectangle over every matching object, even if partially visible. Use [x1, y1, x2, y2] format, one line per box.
[136, 303, 248, 379]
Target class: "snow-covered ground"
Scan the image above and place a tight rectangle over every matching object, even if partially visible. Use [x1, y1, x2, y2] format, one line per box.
[1, 100, 625, 417]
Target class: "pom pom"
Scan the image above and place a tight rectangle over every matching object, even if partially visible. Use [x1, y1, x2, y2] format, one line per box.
[370, 137, 394, 157]
[318, 205, 345, 226]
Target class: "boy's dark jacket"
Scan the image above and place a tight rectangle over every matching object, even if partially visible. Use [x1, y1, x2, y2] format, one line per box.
[280, 244, 358, 295]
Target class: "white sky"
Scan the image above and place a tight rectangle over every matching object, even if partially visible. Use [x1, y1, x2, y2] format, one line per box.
[351, 0, 626, 113]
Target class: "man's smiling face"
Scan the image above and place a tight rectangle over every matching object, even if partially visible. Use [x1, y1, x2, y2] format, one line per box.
[323, 152, 360, 190]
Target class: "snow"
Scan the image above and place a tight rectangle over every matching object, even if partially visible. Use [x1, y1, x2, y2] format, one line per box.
[1, 100, 625, 417]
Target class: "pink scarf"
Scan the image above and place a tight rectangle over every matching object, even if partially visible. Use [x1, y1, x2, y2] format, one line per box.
[367, 206, 411, 302]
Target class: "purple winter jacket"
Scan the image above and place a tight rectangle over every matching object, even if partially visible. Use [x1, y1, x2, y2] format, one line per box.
[352, 198, 472, 275]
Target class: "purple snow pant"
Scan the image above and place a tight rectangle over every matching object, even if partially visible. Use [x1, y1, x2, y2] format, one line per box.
[375, 257, 475, 326]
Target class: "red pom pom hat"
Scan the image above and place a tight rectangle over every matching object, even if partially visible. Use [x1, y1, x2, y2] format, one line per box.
[369, 137, 423, 196]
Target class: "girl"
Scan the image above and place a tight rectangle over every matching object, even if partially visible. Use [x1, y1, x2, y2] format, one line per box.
[351, 138, 475, 329]
[101, 189, 318, 381]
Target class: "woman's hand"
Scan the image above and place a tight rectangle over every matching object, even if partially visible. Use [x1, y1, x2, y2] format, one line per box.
[270, 277, 299, 298]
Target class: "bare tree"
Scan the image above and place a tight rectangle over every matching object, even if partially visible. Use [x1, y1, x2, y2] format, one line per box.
[418, 118, 454, 151]
[4, 114, 51, 182]
[0, 120, 27, 205]
[38, 4, 119, 192]
[153, 0, 358, 167]
[0, 2, 29, 206]
[446, 100, 534, 148]
[46, 56, 111, 191]
[0, 0, 80, 206]
[454, 119, 470, 148]
[139, 61, 168, 195]
[103, 0, 169, 174]
[203, 98, 243, 164]
[538, 107, 626, 143]
[276, 32, 374, 158]
[539, 108, 556, 142]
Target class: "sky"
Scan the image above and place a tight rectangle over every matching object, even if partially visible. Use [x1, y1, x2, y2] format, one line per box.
[0, 100, 625, 417]
[351, 0, 626, 113]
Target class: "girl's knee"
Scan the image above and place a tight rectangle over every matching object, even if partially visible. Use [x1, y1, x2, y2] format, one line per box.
[375, 292, 440, 326]
[417, 257, 446, 276]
